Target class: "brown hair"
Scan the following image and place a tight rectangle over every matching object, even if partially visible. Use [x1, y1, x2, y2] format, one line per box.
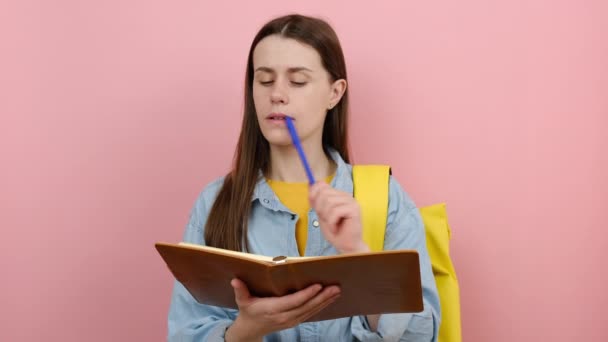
[204, 14, 350, 251]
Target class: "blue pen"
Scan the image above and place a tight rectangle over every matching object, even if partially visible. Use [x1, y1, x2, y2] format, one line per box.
[285, 116, 316, 185]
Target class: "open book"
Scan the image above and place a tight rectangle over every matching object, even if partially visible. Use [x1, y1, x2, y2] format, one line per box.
[155, 242, 423, 322]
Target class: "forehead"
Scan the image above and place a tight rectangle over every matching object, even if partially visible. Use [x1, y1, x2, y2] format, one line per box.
[252, 35, 323, 71]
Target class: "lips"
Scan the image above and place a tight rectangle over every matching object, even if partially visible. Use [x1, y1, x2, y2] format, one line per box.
[266, 113, 289, 120]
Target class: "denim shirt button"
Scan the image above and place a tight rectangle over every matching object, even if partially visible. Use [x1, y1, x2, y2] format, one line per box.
[263, 199, 270, 204]
[312, 220, 320, 227]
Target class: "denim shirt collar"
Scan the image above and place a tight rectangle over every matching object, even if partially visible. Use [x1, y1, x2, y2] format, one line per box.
[251, 149, 353, 211]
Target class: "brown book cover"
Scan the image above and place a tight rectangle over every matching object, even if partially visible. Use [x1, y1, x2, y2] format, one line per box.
[155, 242, 423, 322]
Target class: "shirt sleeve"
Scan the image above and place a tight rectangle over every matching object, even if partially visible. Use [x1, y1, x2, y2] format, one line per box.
[167, 181, 238, 342]
[351, 176, 441, 342]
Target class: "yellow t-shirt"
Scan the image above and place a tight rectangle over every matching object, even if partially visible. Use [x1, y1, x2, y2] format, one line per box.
[267, 174, 334, 256]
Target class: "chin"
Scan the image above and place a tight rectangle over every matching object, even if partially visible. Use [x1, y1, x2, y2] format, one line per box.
[265, 138, 292, 147]
[262, 132, 292, 147]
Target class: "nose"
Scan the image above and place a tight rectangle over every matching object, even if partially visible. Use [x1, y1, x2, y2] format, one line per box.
[270, 80, 289, 105]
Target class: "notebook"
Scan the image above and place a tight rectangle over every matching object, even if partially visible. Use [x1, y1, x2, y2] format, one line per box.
[156, 242, 424, 322]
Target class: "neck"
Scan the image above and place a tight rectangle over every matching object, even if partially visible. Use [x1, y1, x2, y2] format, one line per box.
[267, 141, 335, 183]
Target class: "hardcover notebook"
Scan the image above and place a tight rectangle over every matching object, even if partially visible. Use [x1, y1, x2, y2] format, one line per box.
[155, 242, 424, 322]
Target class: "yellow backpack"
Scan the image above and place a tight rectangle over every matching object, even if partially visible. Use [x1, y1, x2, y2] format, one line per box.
[353, 165, 462, 342]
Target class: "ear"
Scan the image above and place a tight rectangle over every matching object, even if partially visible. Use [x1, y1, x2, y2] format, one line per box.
[327, 79, 347, 110]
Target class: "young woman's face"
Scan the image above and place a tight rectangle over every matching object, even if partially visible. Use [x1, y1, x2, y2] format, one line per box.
[252, 35, 345, 147]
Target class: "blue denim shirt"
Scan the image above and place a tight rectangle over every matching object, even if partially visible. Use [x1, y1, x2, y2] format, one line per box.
[168, 150, 441, 341]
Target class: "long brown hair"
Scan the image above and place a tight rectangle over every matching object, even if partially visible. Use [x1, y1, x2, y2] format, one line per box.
[205, 14, 351, 251]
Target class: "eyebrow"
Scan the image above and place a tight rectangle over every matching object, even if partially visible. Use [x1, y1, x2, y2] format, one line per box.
[254, 66, 313, 73]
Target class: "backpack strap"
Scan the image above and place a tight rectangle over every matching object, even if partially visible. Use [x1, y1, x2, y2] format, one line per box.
[352, 165, 391, 252]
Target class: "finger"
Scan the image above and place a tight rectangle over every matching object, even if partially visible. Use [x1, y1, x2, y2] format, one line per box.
[271, 283, 324, 312]
[290, 285, 340, 315]
[315, 193, 349, 218]
[231, 278, 252, 306]
[291, 286, 341, 321]
[309, 182, 330, 206]
[296, 294, 340, 323]
[325, 202, 360, 227]
[317, 198, 356, 232]
[309, 182, 328, 197]
[314, 187, 351, 212]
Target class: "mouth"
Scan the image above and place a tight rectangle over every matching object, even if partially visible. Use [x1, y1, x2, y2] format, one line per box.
[266, 113, 292, 121]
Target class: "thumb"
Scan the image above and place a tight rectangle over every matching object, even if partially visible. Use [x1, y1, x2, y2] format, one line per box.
[308, 181, 327, 206]
[231, 278, 251, 305]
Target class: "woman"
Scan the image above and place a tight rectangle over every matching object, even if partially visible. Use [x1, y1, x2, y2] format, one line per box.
[168, 14, 440, 341]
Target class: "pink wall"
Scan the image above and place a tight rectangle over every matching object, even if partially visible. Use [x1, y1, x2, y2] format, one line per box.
[2, 1, 606, 341]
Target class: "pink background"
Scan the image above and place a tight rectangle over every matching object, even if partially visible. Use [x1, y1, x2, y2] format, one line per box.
[2, 1, 607, 341]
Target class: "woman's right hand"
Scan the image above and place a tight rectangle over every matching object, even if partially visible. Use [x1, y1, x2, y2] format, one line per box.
[225, 278, 341, 341]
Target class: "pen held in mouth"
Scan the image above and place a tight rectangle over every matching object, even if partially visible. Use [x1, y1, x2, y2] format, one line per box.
[285, 116, 316, 185]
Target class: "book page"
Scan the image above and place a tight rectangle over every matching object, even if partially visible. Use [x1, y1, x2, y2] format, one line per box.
[177, 242, 316, 263]
[177, 242, 276, 262]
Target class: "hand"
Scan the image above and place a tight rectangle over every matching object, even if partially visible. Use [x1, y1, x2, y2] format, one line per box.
[309, 182, 370, 254]
[225, 278, 341, 341]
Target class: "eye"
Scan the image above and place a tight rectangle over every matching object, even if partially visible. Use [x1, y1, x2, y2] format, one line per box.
[290, 81, 307, 87]
[259, 80, 274, 86]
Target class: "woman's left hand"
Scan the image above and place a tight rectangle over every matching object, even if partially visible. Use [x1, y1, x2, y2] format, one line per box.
[309, 182, 370, 254]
